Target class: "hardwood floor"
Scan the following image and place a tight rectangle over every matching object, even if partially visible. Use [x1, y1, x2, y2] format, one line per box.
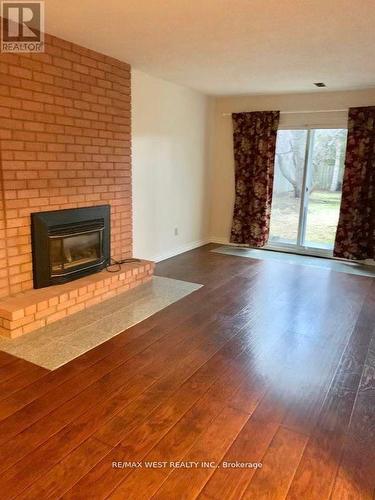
[0, 244, 374, 499]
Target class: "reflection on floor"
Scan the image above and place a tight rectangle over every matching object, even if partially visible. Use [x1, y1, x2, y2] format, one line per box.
[212, 246, 375, 278]
[0, 244, 373, 498]
[0, 276, 202, 370]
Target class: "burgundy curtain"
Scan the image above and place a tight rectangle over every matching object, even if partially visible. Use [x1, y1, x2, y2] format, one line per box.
[334, 107, 375, 260]
[230, 111, 280, 246]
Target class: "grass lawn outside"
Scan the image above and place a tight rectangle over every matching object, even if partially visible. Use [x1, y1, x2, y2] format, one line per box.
[269, 190, 342, 248]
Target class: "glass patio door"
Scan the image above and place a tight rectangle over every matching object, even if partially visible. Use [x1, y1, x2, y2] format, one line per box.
[268, 128, 347, 255]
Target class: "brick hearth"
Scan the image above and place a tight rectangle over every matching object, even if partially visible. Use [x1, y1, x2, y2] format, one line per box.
[0, 260, 154, 338]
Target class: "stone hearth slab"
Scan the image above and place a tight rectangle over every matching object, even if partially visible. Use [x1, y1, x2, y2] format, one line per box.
[0, 276, 202, 370]
[0, 260, 154, 338]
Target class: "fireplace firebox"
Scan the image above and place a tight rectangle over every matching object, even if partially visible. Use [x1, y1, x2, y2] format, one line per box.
[31, 205, 110, 289]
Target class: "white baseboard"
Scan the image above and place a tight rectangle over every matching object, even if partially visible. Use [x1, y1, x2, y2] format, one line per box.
[209, 236, 230, 245]
[142, 237, 246, 263]
[151, 238, 212, 263]
[141, 235, 375, 265]
[210, 237, 246, 247]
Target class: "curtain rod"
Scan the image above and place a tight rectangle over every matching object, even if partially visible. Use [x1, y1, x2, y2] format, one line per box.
[221, 109, 348, 117]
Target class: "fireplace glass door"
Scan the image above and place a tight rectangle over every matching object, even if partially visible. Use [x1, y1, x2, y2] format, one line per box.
[50, 229, 103, 276]
[31, 205, 110, 289]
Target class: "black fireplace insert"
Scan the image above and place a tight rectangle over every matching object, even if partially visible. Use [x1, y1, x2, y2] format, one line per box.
[31, 205, 110, 289]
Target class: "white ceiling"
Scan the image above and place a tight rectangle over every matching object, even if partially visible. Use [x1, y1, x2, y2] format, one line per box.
[45, 0, 375, 96]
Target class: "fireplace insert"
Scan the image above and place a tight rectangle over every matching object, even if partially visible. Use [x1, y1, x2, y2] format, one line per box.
[31, 205, 110, 288]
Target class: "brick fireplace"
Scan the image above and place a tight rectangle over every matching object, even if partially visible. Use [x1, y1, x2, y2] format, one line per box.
[0, 32, 154, 337]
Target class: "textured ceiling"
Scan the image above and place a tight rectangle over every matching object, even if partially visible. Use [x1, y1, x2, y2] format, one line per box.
[44, 0, 375, 95]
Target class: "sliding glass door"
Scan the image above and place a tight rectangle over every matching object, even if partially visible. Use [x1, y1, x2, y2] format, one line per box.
[269, 128, 347, 255]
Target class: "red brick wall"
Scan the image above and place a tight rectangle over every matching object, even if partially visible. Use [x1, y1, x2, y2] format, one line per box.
[0, 34, 132, 298]
[0, 161, 8, 297]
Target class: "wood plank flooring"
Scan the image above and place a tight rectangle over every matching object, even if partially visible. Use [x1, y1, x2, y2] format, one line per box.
[0, 244, 374, 499]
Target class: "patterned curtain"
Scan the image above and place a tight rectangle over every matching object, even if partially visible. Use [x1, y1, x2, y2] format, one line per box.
[334, 107, 375, 260]
[230, 111, 280, 246]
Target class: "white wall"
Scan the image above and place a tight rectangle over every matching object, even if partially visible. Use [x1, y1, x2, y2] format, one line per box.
[210, 89, 375, 243]
[132, 79, 375, 259]
[132, 69, 212, 262]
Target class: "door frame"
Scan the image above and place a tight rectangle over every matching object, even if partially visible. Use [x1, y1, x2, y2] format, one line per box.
[267, 126, 346, 259]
